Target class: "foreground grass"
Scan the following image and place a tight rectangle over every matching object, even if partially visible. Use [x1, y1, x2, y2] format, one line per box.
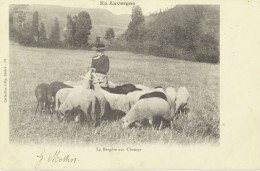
[9, 45, 219, 145]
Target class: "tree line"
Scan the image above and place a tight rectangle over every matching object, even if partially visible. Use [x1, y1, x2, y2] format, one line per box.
[9, 5, 115, 49]
[109, 5, 219, 63]
[9, 5, 219, 63]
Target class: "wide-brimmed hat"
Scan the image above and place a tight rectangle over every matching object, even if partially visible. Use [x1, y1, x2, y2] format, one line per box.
[92, 43, 106, 51]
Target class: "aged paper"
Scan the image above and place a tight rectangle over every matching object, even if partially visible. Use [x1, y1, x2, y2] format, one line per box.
[0, 0, 260, 170]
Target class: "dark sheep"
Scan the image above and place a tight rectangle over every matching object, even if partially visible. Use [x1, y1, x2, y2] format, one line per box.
[138, 91, 168, 101]
[103, 84, 141, 94]
[102, 109, 126, 121]
[35, 83, 49, 114]
[47, 81, 73, 113]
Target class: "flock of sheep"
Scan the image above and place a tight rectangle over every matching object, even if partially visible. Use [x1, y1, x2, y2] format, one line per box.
[35, 68, 190, 129]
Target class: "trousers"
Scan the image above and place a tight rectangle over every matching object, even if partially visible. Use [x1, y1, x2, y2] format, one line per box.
[95, 73, 109, 88]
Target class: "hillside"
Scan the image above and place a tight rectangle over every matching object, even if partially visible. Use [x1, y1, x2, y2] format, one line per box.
[10, 4, 131, 42]
[145, 5, 219, 42]
[111, 5, 220, 63]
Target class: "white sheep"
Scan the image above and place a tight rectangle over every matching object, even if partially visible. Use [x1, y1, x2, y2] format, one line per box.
[176, 87, 189, 114]
[94, 90, 109, 119]
[92, 73, 131, 115]
[121, 98, 171, 129]
[58, 88, 100, 126]
[63, 70, 92, 89]
[126, 88, 165, 107]
[55, 88, 73, 111]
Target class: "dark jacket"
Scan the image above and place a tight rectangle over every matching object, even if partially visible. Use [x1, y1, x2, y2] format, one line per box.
[91, 55, 109, 74]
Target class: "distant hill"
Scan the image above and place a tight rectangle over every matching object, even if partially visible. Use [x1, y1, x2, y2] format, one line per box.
[11, 4, 131, 42]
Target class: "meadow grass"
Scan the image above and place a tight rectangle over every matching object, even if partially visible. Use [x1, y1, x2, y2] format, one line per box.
[9, 45, 219, 145]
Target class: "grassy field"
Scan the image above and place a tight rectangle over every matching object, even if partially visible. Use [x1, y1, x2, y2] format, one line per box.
[9, 44, 219, 145]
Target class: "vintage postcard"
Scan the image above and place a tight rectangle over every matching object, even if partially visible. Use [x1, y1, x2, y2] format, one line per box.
[0, 0, 259, 170]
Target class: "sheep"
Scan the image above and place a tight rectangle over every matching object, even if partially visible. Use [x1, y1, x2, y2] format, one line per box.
[135, 87, 176, 129]
[104, 84, 141, 94]
[91, 82, 110, 121]
[92, 72, 130, 118]
[139, 91, 167, 101]
[63, 70, 92, 88]
[135, 84, 152, 90]
[35, 83, 49, 114]
[121, 98, 171, 129]
[47, 81, 73, 113]
[58, 88, 101, 126]
[55, 87, 74, 111]
[176, 87, 189, 115]
[57, 72, 108, 121]
[126, 88, 165, 107]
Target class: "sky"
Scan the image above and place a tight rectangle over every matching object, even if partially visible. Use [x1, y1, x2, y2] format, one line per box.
[57, 0, 176, 15]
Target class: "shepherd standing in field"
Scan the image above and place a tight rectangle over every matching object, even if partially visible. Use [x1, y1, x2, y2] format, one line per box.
[90, 42, 109, 89]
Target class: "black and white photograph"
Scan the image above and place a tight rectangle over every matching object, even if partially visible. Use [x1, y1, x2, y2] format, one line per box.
[9, 2, 219, 145]
[1, 0, 260, 170]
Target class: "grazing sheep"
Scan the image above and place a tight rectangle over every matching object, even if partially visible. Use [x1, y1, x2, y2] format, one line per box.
[35, 83, 49, 114]
[176, 87, 189, 115]
[58, 88, 101, 126]
[55, 88, 74, 111]
[121, 98, 171, 129]
[126, 88, 165, 107]
[47, 82, 73, 113]
[135, 84, 152, 90]
[92, 73, 131, 116]
[139, 91, 167, 101]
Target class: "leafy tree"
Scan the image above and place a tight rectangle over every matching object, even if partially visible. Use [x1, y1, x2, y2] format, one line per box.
[18, 21, 34, 46]
[9, 5, 29, 42]
[32, 11, 39, 43]
[105, 28, 115, 41]
[74, 11, 92, 48]
[125, 5, 146, 42]
[65, 15, 76, 47]
[49, 18, 60, 47]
